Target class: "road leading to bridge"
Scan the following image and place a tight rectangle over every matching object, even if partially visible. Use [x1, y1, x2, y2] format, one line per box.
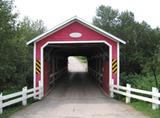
[10, 57, 148, 118]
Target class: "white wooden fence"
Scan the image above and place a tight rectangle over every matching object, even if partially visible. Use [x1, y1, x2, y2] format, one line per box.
[0, 82, 43, 114]
[1, 81, 159, 114]
[110, 82, 160, 110]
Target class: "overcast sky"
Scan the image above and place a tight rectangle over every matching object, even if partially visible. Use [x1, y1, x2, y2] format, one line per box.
[14, 0, 160, 29]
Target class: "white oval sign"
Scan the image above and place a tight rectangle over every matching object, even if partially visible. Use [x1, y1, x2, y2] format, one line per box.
[69, 32, 82, 38]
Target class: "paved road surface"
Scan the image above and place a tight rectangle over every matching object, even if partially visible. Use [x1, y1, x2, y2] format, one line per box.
[10, 57, 149, 118]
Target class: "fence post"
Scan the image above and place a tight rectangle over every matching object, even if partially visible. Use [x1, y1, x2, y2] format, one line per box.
[110, 80, 114, 98]
[126, 84, 131, 103]
[22, 86, 27, 106]
[0, 93, 3, 114]
[152, 87, 159, 110]
[38, 81, 43, 100]
[33, 87, 36, 99]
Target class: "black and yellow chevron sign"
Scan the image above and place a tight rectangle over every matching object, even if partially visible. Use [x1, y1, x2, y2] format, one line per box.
[36, 60, 41, 74]
[112, 59, 117, 74]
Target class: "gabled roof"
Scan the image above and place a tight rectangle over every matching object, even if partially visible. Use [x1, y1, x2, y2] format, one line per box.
[26, 16, 126, 45]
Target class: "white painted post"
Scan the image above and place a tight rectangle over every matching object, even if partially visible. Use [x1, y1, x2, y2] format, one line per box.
[126, 84, 131, 103]
[38, 81, 43, 100]
[0, 93, 3, 114]
[33, 86, 39, 100]
[22, 86, 27, 106]
[152, 87, 159, 110]
[110, 80, 114, 98]
[38, 81, 41, 100]
[33, 87, 36, 99]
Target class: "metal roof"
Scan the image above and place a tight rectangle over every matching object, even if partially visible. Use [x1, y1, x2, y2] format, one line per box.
[26, 16, 126, 45]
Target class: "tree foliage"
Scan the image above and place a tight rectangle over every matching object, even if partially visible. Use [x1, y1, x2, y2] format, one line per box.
[0, 0, 17, 84]
[93, 5, 160, 88]
[0, 0, 46, 90]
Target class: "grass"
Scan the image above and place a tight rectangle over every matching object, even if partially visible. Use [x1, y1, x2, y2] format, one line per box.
[120, 73, 160, 117]
[0, 84, 35, 117]
[0, 104, 23, 118]
[0, 97, 38, 118]
[114, 94, 160, 118]
[131, 101, 160, 118]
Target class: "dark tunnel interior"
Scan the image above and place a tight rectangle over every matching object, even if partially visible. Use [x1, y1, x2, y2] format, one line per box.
[43, 43, 109, 94]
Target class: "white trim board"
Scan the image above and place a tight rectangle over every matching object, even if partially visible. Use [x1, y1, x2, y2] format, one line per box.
[33, 42, 36, 89]
[117, 42, 120, 86]
[27, 16, 126, 45]
[40, 40, 112, 96]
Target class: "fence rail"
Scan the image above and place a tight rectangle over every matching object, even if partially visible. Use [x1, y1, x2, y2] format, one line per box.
[49, 67, 67, 85]
[0, 82, 43, 114]
[110, 82, 160, 110]
[1, 80, 159, 114]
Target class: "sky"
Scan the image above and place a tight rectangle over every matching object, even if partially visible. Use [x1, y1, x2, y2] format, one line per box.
[14, 0, 160, 29]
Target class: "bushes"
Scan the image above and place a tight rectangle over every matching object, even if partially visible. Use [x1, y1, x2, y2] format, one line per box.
[120, 73, 160, 90]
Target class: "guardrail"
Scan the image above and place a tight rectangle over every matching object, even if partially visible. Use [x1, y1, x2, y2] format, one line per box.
[88, 67, 103, 84]
[110, 82, 160, 110]
[49, 67, 67, 85]
[88, 67, 103, 77]
[0, 82, 43, 114]
[49, 67, 67, 79]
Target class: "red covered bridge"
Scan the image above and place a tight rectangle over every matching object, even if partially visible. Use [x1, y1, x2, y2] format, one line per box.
[27, 16, 126, 97]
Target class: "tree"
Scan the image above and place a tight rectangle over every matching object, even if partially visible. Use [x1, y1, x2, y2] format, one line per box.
[0, 0, 18, 85]
[0, 0, 46, 91]
[93, 6, 142, 74]
[142, 28, 160, 88]
[93, 5, 119, 34]
[14, 17, 46, 87]
[93, 5, 160, 88]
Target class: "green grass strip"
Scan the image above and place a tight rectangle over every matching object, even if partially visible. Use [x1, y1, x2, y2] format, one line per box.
[131, 101, 160, 118]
